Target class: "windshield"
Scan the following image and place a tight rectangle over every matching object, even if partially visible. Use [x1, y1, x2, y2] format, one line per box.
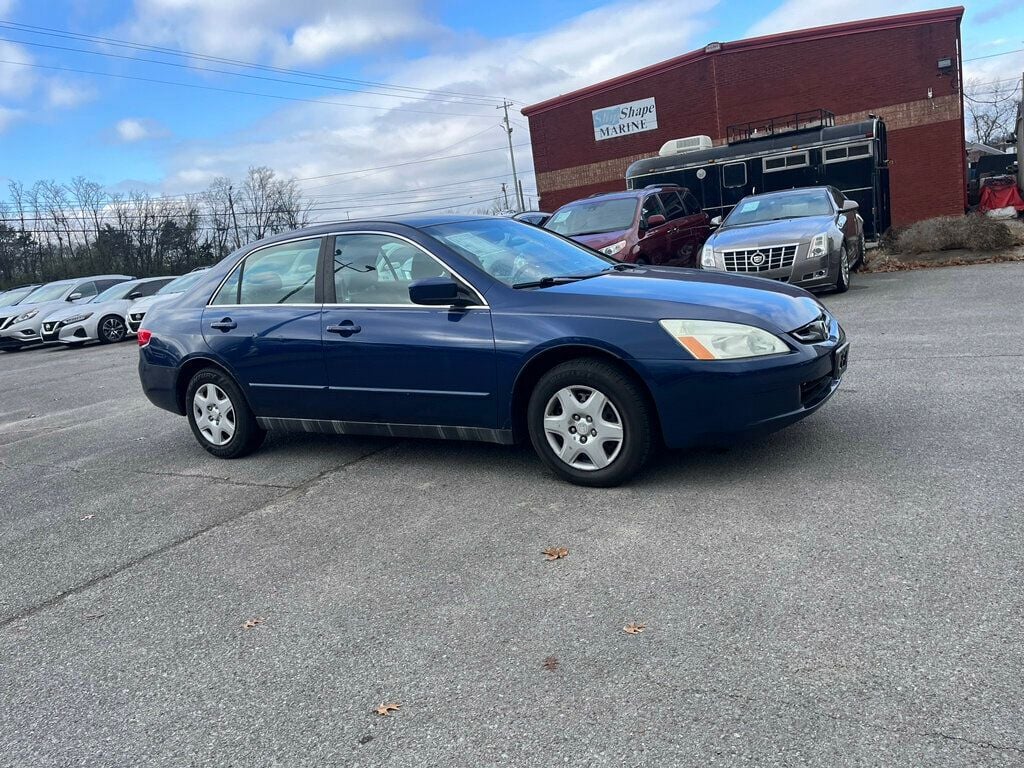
[723, 190, 834, 227]
[545, 198, 638, 237]
[92, 281, 136, 303]
[0, 285, 38, 306]
[426, 218, 614, 287]
[22, 283, 72, 304]
[157, 270, 207, 295]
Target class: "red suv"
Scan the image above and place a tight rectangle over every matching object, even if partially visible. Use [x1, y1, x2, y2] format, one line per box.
[544, 185, 711, 267]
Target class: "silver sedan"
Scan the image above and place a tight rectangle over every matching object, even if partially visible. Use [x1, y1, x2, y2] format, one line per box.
[700, 186, 865, 293]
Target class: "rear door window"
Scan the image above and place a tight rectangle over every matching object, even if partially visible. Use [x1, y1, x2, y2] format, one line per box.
[657, 192, 686, 221]
[211, 238, 321, 306]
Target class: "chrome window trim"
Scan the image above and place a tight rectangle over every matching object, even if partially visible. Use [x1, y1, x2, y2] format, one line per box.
[326, 230, 489, 309]
[207, 234, 325, 307]
[823, 142, 873, 165]
[761, 151, 810, 173]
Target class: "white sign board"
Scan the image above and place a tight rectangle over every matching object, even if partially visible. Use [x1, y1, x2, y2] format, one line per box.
[592, 97, 658, 142]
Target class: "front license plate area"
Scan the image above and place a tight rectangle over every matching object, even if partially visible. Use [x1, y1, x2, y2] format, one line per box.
[833, 342, 850, 379]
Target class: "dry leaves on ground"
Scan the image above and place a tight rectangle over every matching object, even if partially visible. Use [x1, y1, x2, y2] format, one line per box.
[80, 515, 95, 521]
[542, 656, 559, 671]
[374, 703, 401, 716]
[623, 623, 646, 635]
[542, 547, 569, 561]
[242, 617, 264, 629]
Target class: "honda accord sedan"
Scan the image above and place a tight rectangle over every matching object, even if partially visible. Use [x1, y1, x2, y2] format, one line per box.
[139, 216, 848, 486]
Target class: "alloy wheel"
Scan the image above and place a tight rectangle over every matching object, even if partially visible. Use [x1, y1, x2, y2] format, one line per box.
[193, 383, 236, 446]
[841, 249, 850, 284]
[102, 317, 125, 342]
[543, 385, 624, 471]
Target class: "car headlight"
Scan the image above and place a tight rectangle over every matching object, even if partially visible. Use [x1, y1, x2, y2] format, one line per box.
[13, 309, 38, 323]
[700, 243, 716, 268]
[659, 319, 790, 360]
[809, 232, 829, 259]
[601, 240, 626, 257]
[63, 312, 93, 324]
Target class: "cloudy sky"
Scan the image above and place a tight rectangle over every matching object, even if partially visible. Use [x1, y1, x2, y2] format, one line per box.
[0, 0, 1021, 218]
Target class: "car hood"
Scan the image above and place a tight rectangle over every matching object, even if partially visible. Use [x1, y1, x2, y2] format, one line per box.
[542, 267, 823, 332]
[46, 299, 128, 321]
[6, 298, 73, 321]
[568, 229, 632, 250]
[711, 215, 834, 248]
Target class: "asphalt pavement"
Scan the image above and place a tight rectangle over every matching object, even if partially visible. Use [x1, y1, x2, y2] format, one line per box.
[1, 263, 1022, 767]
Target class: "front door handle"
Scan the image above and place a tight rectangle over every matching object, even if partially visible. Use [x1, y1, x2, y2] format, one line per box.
[327, 320, 362, 337]
[210, 318, 237, 331]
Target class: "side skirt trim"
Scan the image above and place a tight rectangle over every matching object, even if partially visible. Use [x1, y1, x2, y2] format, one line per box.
[256, 416, 515, 445]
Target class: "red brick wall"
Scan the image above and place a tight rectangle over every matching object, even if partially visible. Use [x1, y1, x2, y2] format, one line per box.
[526, 17, 966, 227]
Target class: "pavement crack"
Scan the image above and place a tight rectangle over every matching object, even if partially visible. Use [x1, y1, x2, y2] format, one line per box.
[0, 441, 398, 630]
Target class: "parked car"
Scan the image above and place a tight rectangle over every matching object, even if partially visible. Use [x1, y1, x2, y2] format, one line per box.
[40, 276, 174, 346]
[513, 211, 552, 227]
[0, 284, 40, 307]
[139, 216, 848, 487]
[700, 186, 864, 293]
[0, 275, 134, 351]
[126, 268, 211, 334]
[544, 185, 711, 267]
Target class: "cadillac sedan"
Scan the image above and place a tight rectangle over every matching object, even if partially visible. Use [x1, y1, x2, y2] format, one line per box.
[139, 216, 848, 486]
[700, 186, 865, 293]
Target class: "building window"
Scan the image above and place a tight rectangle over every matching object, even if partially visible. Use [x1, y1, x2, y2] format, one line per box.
[722, 162, 747, 188]
[823, 143, 872, 164]
[763, 151, 809, 173]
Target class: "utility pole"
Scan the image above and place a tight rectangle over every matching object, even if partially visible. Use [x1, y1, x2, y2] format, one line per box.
[517, 178, 526, 212]
[227, 185, 242, 249]
[499, 100, 525, 212]
[500, 183, 510, 210]
[1017, 72, 1023, 192]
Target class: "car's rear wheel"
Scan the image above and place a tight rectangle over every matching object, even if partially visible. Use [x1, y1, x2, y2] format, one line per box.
[527, 358, 653, 487]
[98, 315, 127, 344]
[833, 246, 851, 293]
[185, 368, 265, 459]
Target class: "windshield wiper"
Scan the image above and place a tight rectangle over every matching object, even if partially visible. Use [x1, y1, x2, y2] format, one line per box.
[513, 272, 610, 289]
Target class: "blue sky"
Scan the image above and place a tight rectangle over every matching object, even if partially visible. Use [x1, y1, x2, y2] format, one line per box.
[0, 0, 1021, 216]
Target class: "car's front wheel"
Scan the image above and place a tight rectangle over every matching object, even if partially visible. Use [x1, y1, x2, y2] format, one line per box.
[98, 315, 127, 344]
[833, 245, 851, 293]
[527, 358, 653, 487]
[185, 368, 266, 459]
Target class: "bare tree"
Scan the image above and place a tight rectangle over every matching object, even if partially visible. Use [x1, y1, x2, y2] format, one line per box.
[965, 77, 1021, 146]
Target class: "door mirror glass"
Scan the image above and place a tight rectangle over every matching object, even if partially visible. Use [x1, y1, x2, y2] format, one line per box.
[67, 292, 82, 301]
[645, 214, 666, 228]
[409, 277, 461, 306]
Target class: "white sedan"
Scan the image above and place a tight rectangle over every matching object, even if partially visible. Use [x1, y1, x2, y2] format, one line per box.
[40, 277, 174, 346]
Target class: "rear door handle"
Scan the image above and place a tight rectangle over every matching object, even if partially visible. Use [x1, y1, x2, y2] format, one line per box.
[210, 318, 237, 331]
[327, 321, 362, 337]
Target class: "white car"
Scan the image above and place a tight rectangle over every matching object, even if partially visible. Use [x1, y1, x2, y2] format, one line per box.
[0, 275, 134, 352]
[40, 277, 175, 346]
[126, 268, 210, 334]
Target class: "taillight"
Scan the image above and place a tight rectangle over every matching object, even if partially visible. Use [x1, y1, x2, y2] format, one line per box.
[137, 329, 153, 347]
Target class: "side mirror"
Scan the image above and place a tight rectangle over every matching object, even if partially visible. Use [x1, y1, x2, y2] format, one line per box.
[67, 292, 82, 301]
[645, 214, 666, 229]
[128, 291, 143, 300]
[710, 215, 723, 228]
[409, 277, 464, 306]
[842, 200, 859, 211]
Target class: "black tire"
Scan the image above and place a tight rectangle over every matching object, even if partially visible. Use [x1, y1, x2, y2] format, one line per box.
[185, 368, 266, 459]
[97, 315, 128, 344]
[854, 234, 867, 271]
[833, 245, 851, 293]
[526, 358, 653, 487]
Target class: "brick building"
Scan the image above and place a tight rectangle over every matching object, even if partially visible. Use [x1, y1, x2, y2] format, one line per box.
[522, 7, 966, 229]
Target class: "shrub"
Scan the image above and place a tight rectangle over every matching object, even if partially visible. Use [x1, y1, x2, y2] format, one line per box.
[888, 215, 1015, 255]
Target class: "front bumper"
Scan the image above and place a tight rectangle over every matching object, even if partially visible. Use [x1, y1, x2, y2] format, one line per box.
[704, 243, 837, 289]
[0, 324, 44, 349]
[640, 320, 848, 449]
[41, 320, 95, 344]
[128, 311, 146, 334]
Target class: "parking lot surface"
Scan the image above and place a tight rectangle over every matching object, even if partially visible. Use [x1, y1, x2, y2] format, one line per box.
[1, 264, 1022, 767]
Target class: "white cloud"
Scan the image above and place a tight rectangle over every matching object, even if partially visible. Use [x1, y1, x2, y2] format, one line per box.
[147, 0, 718, 215]
[115, 118, 167, 143]
[0, 41, 35, 99]
[0, 106, 22, 134]
[745, 0, 930, 38]
[122, 0, 435, 64]
[45, 79, 97, 109]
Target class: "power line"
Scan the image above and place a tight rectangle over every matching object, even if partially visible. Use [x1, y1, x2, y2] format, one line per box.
[0, 33, 505, 108]
[0, 58, 498, 119]
[964, 47, 1024, 62]
[0, 19, 518, 104]
[294, 143, 531, 183]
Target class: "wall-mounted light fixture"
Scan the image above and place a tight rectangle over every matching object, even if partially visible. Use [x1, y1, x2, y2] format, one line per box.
[705, 42, 722, 53]
[937, 56, 953, 75]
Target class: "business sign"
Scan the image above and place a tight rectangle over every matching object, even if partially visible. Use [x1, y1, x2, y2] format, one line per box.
[592, 97, 658, 142]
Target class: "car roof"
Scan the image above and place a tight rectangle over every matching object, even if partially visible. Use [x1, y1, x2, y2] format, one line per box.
[562, 186, 685, 205]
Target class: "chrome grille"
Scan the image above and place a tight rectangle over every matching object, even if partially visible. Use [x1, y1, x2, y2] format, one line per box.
[722, 244, 798, 273]
[42, 321, 58, 333]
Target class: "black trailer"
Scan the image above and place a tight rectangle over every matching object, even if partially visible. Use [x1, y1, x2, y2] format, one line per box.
[625, 111, 891, 239]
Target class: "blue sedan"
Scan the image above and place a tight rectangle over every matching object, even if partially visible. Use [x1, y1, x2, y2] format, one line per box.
[138, 216, 848, 486]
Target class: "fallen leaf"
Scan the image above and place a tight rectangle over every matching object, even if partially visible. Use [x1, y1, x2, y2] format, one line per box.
[542, 656, 559, 672]
[374, 702, 400, 716]
[542, 547, 569, 561]
[80, 515, 95, 521]
[623, 623, 646, 635]
[242, 617, 264, 629]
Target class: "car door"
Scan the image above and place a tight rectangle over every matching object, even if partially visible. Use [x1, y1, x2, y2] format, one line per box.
[679, 190, 711, 266]
[321, 232, 497, 429]
[201, 236, 327, 420]
[634, 194, 672, 265]
[69, 280, 98, 303]
[655, 191, 693, 266]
